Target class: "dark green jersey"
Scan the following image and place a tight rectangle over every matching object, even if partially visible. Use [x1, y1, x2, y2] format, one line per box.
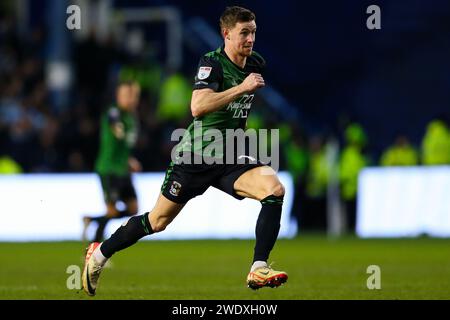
[175, 46, 265, 158]
[95, 105, 137, 175]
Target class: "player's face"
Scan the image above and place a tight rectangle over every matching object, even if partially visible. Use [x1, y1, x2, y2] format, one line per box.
[116, 85, 135, 111]
[130, 84, 141, 109]
[226, 20, 256, 57]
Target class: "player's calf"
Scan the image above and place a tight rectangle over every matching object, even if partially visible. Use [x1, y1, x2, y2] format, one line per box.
[253, 194, 284, 262]
[99, 212, 153, 258]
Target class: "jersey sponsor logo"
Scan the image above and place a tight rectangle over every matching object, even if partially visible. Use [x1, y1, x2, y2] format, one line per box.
[227, 94, 254, 118]
[197, 66, 212, 80]
[169, 181, 182, 197]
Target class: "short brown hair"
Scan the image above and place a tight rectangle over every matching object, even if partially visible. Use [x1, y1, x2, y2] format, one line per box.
[220, 6, 255, 30]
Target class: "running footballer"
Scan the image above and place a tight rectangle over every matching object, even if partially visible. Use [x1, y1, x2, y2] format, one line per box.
[82, 6, 288, 296]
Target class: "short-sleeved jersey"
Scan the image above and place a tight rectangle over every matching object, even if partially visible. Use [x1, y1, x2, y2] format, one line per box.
[95, 105, 137, 176]
[175, 46, 265, 159]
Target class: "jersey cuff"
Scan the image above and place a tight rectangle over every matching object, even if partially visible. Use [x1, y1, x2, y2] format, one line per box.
[193, 82, 219, 91]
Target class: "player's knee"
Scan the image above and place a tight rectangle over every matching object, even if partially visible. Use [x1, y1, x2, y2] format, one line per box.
[266, 182, 285, 198]
[128, 206, 138, 216]
[150, 220, 164, 233]
[152, 223, 166, 233]
[259, 182, 284, 201]
[106, 207, 119, 218]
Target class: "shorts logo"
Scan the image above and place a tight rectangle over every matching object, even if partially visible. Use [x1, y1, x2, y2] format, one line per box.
[197, 66, 212, 80]
[169, 181, 182, 197]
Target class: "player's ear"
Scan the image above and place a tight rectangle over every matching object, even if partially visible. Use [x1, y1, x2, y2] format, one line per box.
[223, 28, 230, 40]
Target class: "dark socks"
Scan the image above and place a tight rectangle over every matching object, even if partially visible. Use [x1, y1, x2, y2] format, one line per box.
[89, 216, 106, 223]
[91, 210, 132, 242]
[100, 212, 153, 258]
[253, 195, 284, 262]
[93, 216, 109, 242]
[89, 209, 131, 222]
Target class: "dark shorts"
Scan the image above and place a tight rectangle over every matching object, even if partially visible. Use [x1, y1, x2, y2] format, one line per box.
[99, 174, 137, 203]
[161, 161, 264, 204]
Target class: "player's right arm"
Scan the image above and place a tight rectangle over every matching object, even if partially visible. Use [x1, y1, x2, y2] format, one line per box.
[191, 73, 264, 117]
[190, 56, 264, 118]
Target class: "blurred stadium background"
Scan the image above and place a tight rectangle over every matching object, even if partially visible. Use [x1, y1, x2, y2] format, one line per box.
[1, 0, 450, 299]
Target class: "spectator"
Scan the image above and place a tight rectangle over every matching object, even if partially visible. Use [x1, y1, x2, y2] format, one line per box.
[0, 153, 22, 174]
[156, 70, 192, 124]
[380, 135, 419, 166]
[421, 119, 450, 165]
[339, 123, 368, 232]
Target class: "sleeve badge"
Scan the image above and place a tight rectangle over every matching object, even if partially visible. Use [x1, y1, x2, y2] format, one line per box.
[197, 66, 212, 80]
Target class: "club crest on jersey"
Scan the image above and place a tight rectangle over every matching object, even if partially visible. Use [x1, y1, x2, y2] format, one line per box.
[169, 181, 182, 197]
[197, 66, 212, 80]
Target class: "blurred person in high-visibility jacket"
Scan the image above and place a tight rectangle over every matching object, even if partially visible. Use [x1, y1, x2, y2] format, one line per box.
[280, 123, 308, 232]
[156, 71, 192, 124]
[380, 135, 419, 166]
[0, 154, 22, 174]
[303, 134, 329, 231]
[339, 123, 368, 232]
[421, 119, 450, 165]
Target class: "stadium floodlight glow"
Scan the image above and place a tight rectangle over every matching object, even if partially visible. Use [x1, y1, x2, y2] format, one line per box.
[0, 172, 296, 241]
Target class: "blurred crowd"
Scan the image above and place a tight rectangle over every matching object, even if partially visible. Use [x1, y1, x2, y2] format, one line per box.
[282, 119, 450, 231]
[0, 14, 193, 174]
[1, 15, 449, 232]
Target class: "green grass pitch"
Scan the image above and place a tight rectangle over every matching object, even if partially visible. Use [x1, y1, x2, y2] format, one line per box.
[1, 236, 449, 299]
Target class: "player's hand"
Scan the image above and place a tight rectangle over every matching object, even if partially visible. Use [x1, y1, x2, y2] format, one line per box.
[128, 157, 142, 172]
[240, 73, 265, 93]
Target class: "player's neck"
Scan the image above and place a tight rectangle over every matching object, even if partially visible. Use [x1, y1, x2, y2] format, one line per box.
[224, 46, 246, 69]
